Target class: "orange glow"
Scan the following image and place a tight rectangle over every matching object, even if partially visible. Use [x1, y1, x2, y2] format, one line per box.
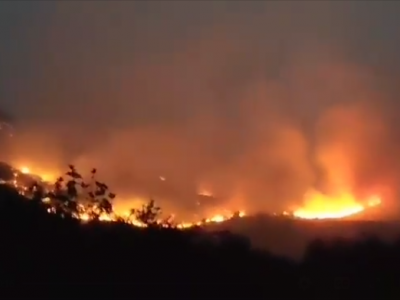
[39, 173, 56, 182]
[20, 166, 30, 174]
[176, 210, 246, 229]
[198, 189, 213, 197]
[293, 189, 381, 220]
[9, 164, 381, 225]
[74, 209, 246, 229]
[16, 164, 57, 182]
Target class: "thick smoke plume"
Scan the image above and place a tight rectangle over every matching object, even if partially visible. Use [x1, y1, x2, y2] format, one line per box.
[2, 2, 400, 219]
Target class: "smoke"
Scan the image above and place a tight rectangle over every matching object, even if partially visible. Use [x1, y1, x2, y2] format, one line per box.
[2, 1, 400, 218]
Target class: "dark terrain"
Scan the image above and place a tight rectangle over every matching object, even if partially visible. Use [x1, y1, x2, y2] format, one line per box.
[0, 181, 400, 300]
[208, 213, 400, 259]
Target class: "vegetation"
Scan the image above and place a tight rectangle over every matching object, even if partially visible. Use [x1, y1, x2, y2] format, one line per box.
[25, 165, 163, 226]
[0, 165, 399, 299]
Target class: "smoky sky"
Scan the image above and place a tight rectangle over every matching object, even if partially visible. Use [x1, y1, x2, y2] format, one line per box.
[2, 1, 400, 218]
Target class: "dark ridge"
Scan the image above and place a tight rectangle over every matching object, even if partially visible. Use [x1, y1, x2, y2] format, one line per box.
[0, 180, 399, 300]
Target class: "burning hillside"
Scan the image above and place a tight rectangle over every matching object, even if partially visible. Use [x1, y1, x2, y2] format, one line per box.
[0, 162, 247, 228]
[3, 0, 400, 237]
[2, 32, 398, 224]
[0, 161, 385, 228]
[0, 109, 387, 225]
[292, 190, 382, 220]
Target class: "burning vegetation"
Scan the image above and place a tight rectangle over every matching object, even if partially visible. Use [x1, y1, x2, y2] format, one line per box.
[292, 190, 381, 220]
[3, 164, 246, 228]
[0, 162, 383, 228]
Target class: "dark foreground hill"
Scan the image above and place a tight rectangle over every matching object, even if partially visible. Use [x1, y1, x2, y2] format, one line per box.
[206, 213, 400, 259]
[0, 184, 400, 300]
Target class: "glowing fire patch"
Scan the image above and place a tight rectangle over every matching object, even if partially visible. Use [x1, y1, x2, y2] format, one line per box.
[10, 164, 381, 225]
[17, 165, 56, 182]
[20, 167, 30, 174]
[293, 190, 381, 220]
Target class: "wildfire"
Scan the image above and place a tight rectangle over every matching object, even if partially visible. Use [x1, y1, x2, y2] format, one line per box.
[10, 165, 246, 228]
[6, 164, 384, 226]
[20, 166, 30, 174]
[176, 211, 246, 229]
[292, 189, 381, 220]
[71, 209, 246, 229]
[17, 165, 56, 182]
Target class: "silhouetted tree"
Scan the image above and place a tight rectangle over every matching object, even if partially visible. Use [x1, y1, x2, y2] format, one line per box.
[83, 167, 115, 220]
[24, 165, 116, 220]
[131, 199, 162, 227]
[42, 165, 82, 218]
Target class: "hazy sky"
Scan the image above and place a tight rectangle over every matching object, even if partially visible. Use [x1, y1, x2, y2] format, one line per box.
[1, 1, 400, 218]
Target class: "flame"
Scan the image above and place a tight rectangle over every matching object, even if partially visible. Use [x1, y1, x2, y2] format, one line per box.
[9, 164, 381, 225]
[74, 209, 246, 229]
[17, 164, 56, 182]
[20, 166, 30, 174]
[292, 189, 381, 220]
[176, 210, 246, 229]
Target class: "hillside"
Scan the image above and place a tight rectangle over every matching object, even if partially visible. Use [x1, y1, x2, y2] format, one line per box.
[206, 214, 400, 259]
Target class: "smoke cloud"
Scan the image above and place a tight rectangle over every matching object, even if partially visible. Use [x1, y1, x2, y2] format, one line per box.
[2, 1, 400, 219]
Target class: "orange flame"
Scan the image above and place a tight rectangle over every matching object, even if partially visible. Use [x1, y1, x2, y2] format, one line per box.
[292, 189, 381, 220]
[10, 164, 382, 225]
